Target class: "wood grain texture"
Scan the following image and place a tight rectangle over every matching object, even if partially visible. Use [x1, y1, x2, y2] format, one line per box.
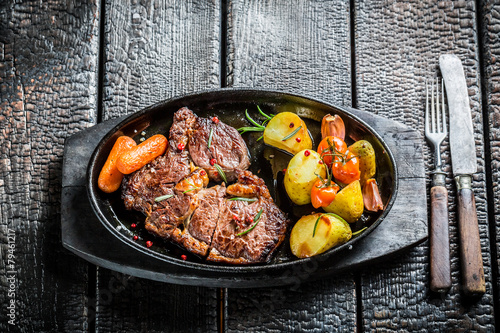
[457, 188, 485, 296]
[226, 0, 352, 106]
[102, 0, 221, 120]
[0, 0, 100, 331]
[478, 0, 500, 319]
[430, 185, 451, 293]
[354, 0, 495, 331]
[225, 0, 357, 331]
[96, 0, 220, 331]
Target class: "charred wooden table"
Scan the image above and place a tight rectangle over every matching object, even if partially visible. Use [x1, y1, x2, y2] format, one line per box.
[1, 0, 499, 332]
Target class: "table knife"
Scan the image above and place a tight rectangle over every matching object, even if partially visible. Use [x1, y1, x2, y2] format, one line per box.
[439, 54, 485, 296]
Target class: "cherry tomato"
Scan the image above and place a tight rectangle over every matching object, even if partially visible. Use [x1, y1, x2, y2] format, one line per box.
[317, 136, 347, 167]
[310, 179, 340, 208]
[332, 151, 360, 184]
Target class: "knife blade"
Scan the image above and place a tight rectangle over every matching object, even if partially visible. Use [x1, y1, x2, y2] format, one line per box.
[439, 54, 485, 296]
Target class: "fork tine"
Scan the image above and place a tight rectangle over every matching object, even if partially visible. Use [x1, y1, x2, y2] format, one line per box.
[431, 79, 436, 133]
[425, 79, 430, 133]
[442, 79, 447, 134]
[436, 78, 441, 133]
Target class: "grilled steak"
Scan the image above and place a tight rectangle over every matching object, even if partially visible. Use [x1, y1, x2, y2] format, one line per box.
[122, 107, 289, 264]
[122, 107, 196, 213]
[144, 168, 212, 257]
[187, 185, 226, 246]
[207, 171, 290, 264]
[189, 117, 250, 182]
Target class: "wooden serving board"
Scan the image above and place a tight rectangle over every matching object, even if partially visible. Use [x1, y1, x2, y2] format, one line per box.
[61, 104, 427, 288]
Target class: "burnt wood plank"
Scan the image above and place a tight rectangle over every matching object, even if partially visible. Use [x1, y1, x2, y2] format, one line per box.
[0, 0, 100, 331]
[354, 0, 495, 331]
[225, 1, 357, 331]
[102, 0, 221, 120]
[95, 0, 220, 332]
[478, 0, 500, 319]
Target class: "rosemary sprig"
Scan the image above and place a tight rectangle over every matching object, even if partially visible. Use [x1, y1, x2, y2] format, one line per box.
[214, 163, 227, 183]
[245, 109, 265, 128]
[207, 128, 214, 149]
[313, 213, 346, 237]
[182, 179, 200, 193]
[228, 197, 258, 202]
[281, 125, 302, 141]
[237, 106, 274, 135]
[352, 227, 367, 236]
[154, 194, 174, 202]
[236, 209, 264, 236]
[257, 105, 273, 120]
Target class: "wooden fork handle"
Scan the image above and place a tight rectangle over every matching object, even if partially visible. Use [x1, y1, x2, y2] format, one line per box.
[430, 183, 451, 293]
[456, 177, 485, 296]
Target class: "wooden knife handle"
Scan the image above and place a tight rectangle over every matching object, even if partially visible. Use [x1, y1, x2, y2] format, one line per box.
[457, 186, 485, 296]
[430, 185, 451, 292]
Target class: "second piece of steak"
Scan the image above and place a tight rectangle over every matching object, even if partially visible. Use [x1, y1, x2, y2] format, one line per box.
[207, 171, 291, 264]
[144, 168, 212, 257]
[189, 117, 250, 182]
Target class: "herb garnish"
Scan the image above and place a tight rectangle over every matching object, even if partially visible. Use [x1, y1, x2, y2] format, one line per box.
[237, 106, 274, 135]
[236, 209, 264, 236]
[183, 179, 200, 193]
[154, 194, 174, 202]
[312, 213, 346, 237]
[281, 125, 302, 141]
[352, 227, 367, 236]
[214, 163, 227, 183]
[228, 197, 258, 202]
[207, 128, 214, 149]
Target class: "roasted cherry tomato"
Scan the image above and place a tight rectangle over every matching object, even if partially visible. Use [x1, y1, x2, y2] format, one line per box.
[310, 179, 340, 208]
[316, 136, 347, 167]
[332, 151, 360, 184]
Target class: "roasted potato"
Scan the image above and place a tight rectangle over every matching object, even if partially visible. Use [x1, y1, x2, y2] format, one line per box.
[290, 213, 352, 258]
[323, 180, 363, 223]
[264, 112, 312, 155]
[284, 150, 326, 205]
[348, 140, 376, 183]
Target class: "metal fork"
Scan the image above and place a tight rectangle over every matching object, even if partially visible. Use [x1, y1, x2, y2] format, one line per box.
[425, 78, 451, 293]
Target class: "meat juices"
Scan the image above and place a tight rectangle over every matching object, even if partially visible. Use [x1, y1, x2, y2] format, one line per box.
[121, 107, 291, 264]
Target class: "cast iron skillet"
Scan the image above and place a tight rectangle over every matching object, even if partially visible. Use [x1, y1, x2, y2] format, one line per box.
[87, 89, 397, 273]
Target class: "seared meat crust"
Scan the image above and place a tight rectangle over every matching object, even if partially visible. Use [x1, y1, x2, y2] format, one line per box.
[122, 108, 290, 263]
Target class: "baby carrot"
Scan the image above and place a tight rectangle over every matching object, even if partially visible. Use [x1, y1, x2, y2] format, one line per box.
[98, 136, 137, 193]
[116, 134, 167, 175]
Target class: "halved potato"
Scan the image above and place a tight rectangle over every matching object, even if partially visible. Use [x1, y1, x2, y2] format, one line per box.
[323, 180, 363, 223]
[290, 213, 352, 258]
[264, 112, 312, 155]
[284, 150, 326, 205]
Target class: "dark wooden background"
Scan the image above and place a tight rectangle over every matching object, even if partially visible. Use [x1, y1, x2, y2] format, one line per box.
[1, 0, 498, 331]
